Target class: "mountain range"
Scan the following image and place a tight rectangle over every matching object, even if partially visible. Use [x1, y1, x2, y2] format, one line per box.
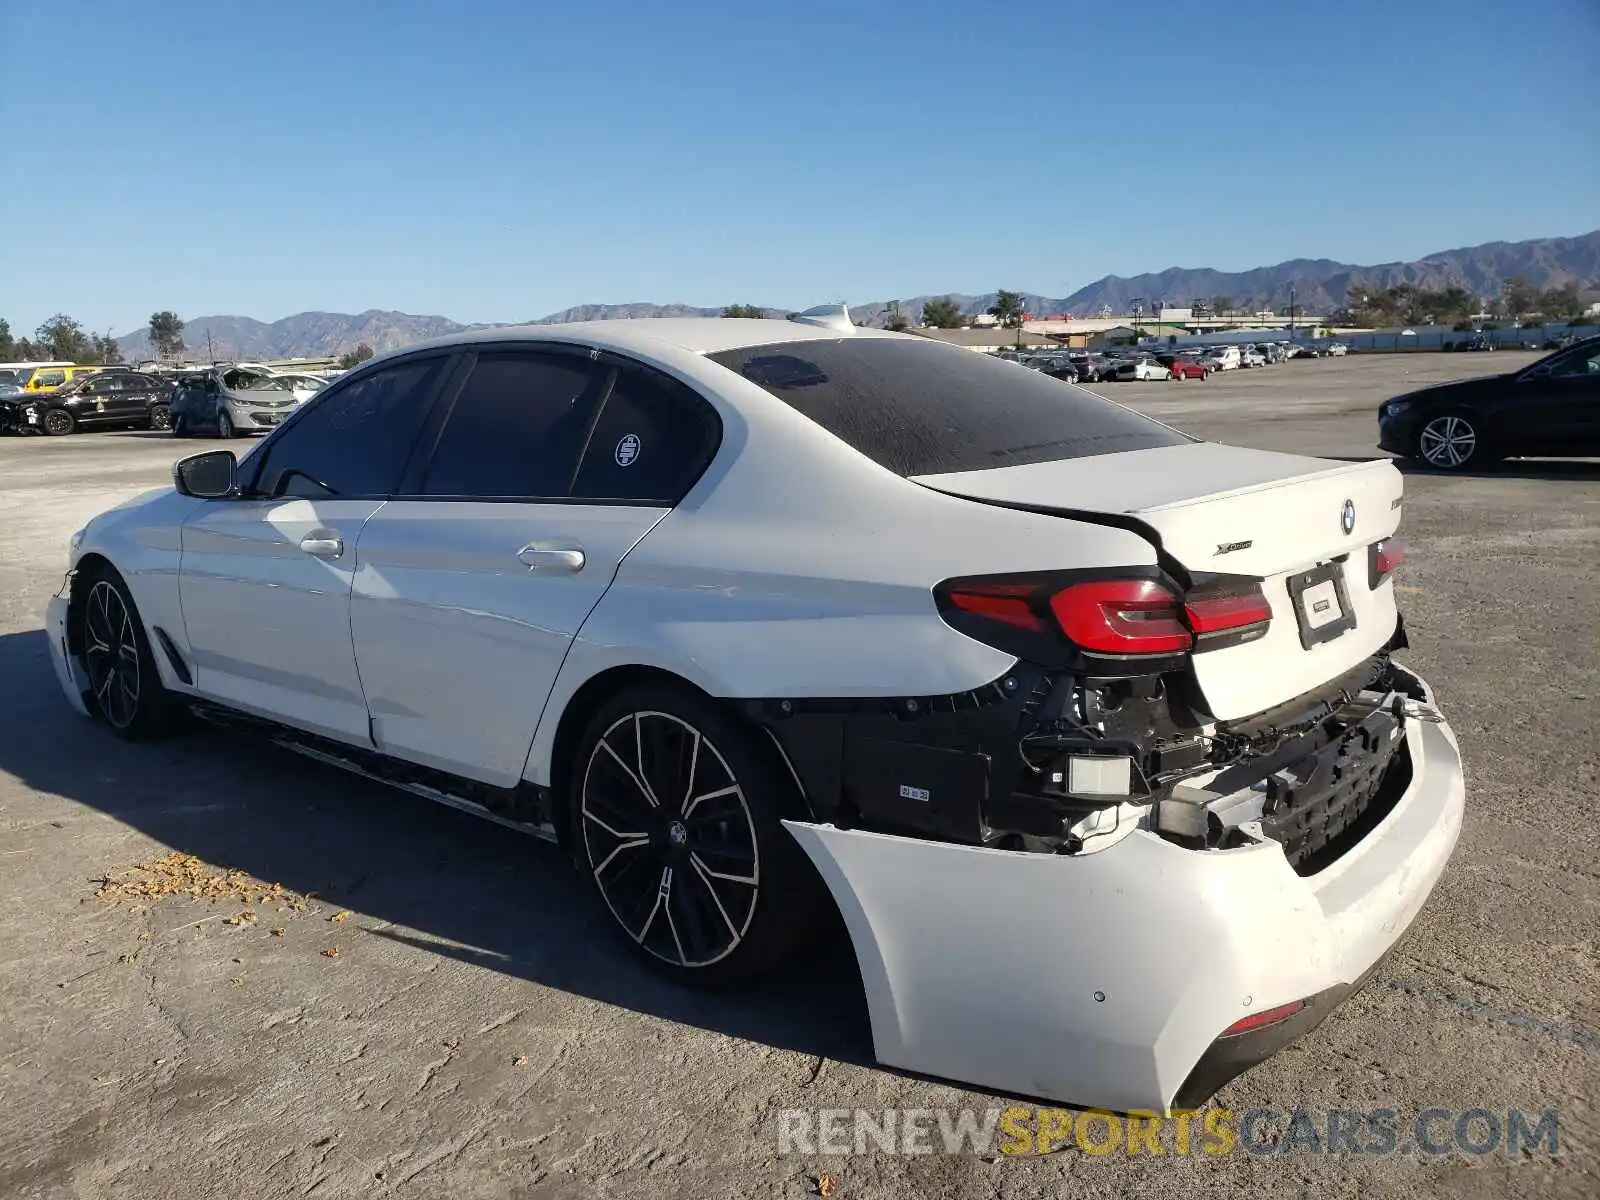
[111, 230, 1600, 360]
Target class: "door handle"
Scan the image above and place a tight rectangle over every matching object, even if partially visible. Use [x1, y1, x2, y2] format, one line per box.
[517, 544, 585, 572]
[299, 529, 344, 560]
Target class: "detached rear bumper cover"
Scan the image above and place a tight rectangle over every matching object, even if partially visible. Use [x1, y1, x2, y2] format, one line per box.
[782, 663, 1463, 1113]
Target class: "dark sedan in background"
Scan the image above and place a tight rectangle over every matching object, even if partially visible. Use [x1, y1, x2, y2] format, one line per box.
[1378, 336, 1600, 470]
[19, 369, 175, 436]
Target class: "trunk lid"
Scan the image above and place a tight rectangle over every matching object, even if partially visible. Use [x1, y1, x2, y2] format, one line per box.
[913, 442, 1405, 722]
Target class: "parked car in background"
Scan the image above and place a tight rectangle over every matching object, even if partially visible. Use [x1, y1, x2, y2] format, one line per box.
[1067, 353, 1110, 383]
[19, 369, 175, 436]
[273, 372, 332, 403]
[1238, 347, 1267, 369]
[1155, 353, 1208, 380]
[1455, 334, 1495, 352]
[1201, 345, 1241, 371]
[0, 373, 25, 434]
[1378, 335, 1600, 470]
[19, 364, 102, 393]
[1542, 333, 1579, 351]
[1325, 342, 1349, 357]
[1107, 355, 1170, 381]
[169, 366, 314, 438]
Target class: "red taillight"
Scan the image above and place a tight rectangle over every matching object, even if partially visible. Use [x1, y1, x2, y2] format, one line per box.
[1049, 579, 1191, 655]
[944, 581, 1047, 632]
[1370, 537, 1404, 588]
[1184, 582, 1273, 647]
[1221, 1000, 1306, 1038]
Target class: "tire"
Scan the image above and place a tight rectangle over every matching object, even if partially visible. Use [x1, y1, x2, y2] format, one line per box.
[1415, 411, 1485, 471]
[171, 413, 190, 438]
[41, 407, 75, 436]
[148, 403, 171, 432]
[75, 563, 179, 740]
[570, 684, 825, 987]
[216, 410, 235, 439]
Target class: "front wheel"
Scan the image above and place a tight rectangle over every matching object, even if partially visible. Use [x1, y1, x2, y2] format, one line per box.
[571, 686, 825, 987]
[216, 410, 235, 439]
[1415, 412, 1484, 471]
[75, 565, 178, 740]
[41, 407, 75, 436]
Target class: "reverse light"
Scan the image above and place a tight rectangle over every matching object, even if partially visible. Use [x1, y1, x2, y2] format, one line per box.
[1220, 1000, 1306, 1038]
[1368, 537, 1404, 588]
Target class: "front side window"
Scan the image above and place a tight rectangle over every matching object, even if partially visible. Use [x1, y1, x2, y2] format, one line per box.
[250, 357, 447, 499]
[1548, 348, 1600, 378]
[570, 366, 721, 504]
[419, 352, 604, 499]
[707, 336, 1191, 477]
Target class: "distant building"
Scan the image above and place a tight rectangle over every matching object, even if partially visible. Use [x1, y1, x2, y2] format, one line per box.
[911, 327, 1062, 352]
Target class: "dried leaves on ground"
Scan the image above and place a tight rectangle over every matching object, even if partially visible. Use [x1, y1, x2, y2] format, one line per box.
[92, 852, 313, 914]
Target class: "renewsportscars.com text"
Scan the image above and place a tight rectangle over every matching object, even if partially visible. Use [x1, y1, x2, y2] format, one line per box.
[775, 1106, 1560, 1159]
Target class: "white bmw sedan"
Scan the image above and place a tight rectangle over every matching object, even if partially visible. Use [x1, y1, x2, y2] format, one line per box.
[46, 310, 1463, 1112]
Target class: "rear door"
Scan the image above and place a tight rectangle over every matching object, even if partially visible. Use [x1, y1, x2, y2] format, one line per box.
[350, 347, 721, 786]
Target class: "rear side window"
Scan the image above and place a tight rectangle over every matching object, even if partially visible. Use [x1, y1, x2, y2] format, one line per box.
[708, 337, 1192, 476]
[252, 356, 447, 498]
[570, 367, 721, 504]
[420, 353, 603, 499]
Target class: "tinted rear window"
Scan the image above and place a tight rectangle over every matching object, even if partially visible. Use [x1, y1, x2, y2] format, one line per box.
[707, 337, 1191, 475]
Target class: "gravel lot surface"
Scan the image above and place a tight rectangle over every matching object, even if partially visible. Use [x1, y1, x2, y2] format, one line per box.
[1, 352, 1595, 1199]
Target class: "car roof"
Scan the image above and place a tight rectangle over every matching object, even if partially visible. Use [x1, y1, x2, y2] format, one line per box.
[384, 317, 910, 362]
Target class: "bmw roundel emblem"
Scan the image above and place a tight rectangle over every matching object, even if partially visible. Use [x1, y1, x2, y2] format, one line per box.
[1341, 499, 1356, 535]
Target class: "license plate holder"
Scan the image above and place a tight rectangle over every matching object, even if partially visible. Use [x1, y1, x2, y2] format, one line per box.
[1286, 561, 1356, 649]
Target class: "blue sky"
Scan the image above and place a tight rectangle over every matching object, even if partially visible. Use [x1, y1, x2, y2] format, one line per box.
[3, 0, 1596, 336]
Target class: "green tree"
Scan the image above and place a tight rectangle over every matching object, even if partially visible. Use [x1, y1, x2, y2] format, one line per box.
[338, 342, 376, 369]
[1537, 282, 1582, 319]
[884, 311, 909, 332]
[721, 303, 766, 319]
[986, 289, 1026, 328]
[148, 311, 186, 359]
[91, 331, 124, 365]
[1210, 295, 1234, 316]
[1499, 276, 1538, 319]
[0, 318, 16, 361]
[920, 296, 965, 329]
[36, 314, 92, 361]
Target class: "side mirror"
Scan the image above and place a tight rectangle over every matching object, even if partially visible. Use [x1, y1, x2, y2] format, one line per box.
[173, 450, 239, 499]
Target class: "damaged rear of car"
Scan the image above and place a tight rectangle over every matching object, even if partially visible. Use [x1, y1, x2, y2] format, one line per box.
[703, 334, 1465, 1112]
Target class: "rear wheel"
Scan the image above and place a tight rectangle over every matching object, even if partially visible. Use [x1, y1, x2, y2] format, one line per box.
[148, 403, 171, 432]
[1415, 412, 1485, 470]
[570, 685, 824, 987]
[41, 407, 75, 436]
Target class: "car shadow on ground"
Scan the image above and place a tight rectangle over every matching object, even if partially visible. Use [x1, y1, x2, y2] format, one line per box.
[0, 627, 875, 1068]
[1327, 454, 1600, 481]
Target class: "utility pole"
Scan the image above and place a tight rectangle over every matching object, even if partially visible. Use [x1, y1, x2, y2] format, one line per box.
[1288, 284, 1296, 341]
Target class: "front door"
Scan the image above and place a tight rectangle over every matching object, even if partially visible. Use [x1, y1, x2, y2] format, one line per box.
[177, 354, 454, 744]
[350, 348, 720, 787]
[179, 498, 386, 741]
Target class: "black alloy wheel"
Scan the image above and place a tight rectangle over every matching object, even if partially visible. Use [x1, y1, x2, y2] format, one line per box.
[148, 403, 172, 431]
[42, 407, 75, 436]
[1416, 412, 1483, 471]
[573, 687, 824, 985]
[77, 566, 176, 739]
